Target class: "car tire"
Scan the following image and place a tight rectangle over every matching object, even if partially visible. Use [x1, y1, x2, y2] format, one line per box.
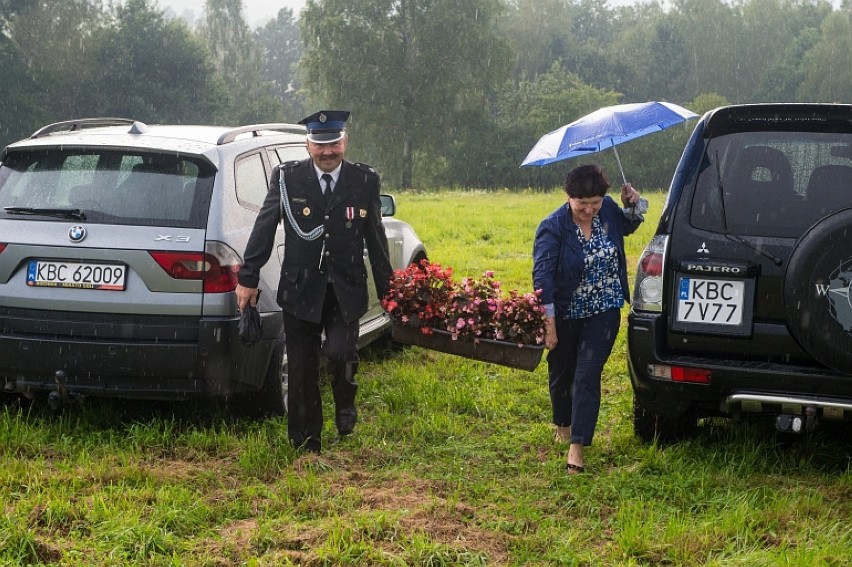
[261, 333, 288, 416]
[784, 207, 852, 375]
[633, 396, 696, 443]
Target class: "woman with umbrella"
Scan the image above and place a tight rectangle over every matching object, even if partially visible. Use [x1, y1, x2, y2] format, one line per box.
[533, 164, 645, 474]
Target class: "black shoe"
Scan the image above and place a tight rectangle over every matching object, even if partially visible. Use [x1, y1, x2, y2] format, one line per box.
[336, 405, 358, 436]
[292, 437, 322, 454]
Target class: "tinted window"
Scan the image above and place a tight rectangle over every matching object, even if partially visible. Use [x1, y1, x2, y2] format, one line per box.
[690, 132, 852, 237]
[0, 149, 214, 228]
[275, 144, 308, 163]
[235, 152, 269, 209]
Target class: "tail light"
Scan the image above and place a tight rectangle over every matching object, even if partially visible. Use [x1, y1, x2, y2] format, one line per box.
[0, 244, 6, 254]
[149, 241, 241, 293]
[632, 234, 668, 312]
[648, 364, 712, 384]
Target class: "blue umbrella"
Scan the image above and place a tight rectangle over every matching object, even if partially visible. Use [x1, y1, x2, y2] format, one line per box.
[520, 101, 698, 183]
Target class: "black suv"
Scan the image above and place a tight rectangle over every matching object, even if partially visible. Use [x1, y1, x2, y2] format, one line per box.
[628, 103, 852, 441]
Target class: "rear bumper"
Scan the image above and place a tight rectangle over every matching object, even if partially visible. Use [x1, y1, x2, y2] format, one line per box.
[627, 311, 852, 420]
[0, 307, 280, 400]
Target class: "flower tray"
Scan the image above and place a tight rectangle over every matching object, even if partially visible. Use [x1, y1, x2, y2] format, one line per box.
[391, 321, 544, 371]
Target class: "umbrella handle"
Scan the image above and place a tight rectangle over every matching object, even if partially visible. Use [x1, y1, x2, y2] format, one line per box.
[611, 144, 628, 185]
[612, 143, 638, 215]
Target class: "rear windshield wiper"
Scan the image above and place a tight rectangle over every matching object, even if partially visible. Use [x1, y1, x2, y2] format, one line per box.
[4, 206, 86, 220]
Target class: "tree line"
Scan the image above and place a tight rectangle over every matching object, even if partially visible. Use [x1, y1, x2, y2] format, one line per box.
[0, 0, 847, 189]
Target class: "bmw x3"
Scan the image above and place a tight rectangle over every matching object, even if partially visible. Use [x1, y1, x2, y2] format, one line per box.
[0, 118, 426, 414]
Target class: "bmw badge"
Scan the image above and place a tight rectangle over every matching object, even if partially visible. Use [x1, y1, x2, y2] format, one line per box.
[68, 225, 87, 242]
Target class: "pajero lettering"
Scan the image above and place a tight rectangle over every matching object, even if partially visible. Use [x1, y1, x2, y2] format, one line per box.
[685, 264, 742, 274]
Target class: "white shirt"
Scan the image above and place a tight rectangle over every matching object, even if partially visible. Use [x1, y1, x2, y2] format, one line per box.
[313, 163, 341, 193]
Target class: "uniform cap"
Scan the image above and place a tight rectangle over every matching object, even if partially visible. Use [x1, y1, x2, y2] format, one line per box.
[299, 110, 350, 143]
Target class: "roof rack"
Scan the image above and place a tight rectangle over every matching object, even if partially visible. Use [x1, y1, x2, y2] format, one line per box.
[29, 118, 137, 139]
[217, 123, 305, 145]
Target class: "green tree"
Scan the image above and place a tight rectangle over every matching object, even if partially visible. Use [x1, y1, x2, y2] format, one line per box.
[689, 92, 730, 115]
[0, 34, 44, 146]
[3, 0, 103, 130]
[255, 8, 305, 121]
[608, 2, 691, 103]
[666, 0, 744, 102]
[200, 0, 280, 124]
[798, 11, 852, 102]
[755, 27, 821, 102]
[449, 61, 619, 189]
[300, 0, 512, 189]
[81, 0, 227, 123]
[502, 0, 626, 94]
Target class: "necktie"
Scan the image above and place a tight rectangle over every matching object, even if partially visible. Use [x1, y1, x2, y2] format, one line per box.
[321, 173, 333, 196]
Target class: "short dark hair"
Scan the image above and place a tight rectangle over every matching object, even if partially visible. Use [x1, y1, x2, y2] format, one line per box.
[565, 164, 610, 198]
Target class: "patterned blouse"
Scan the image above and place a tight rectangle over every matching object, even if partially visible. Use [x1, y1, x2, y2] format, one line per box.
[566, 215, 624, 319]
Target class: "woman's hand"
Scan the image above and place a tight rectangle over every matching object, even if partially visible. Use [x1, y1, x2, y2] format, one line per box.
[621, 183, 640, 207]
[544, 316, 558, 350]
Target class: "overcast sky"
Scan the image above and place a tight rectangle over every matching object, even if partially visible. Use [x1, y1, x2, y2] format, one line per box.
[154, 0, 307, 27]
[151, 1, 650, 28]
[153, 0, 841, 29]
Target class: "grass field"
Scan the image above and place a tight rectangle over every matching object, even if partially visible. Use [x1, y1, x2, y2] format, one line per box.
[1, 190, 851, 565]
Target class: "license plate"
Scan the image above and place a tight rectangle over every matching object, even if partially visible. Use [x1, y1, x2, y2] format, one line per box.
[676, 277, 743, 325]
[27, 260, 126, 291]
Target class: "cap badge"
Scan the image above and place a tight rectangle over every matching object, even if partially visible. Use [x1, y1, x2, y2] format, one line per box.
[318, 112, 327, 123]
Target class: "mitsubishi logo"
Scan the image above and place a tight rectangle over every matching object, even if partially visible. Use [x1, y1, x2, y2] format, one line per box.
[697, 242, 710, 254]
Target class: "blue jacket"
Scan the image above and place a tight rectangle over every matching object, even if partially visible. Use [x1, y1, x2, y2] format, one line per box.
[532, 196, 642, 319]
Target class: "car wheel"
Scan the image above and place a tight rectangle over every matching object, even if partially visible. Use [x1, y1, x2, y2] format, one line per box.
[633, 396, 696, 443]
[259, 333, 288, 416]
[784, 207, 852, 374]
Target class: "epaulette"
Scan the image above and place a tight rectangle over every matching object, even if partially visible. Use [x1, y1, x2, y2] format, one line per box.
[351, 162, 378, 175]
[280, 160, 301, 170]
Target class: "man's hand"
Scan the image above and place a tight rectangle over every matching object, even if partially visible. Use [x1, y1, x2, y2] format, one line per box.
[235, 284, 259, 312]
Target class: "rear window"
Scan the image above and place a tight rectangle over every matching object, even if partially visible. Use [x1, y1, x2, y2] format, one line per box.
[690, 132, 852, 237]
[0, 149, 216, 228]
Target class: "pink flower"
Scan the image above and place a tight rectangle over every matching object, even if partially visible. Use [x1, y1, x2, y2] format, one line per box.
[383, 261, 545, 345]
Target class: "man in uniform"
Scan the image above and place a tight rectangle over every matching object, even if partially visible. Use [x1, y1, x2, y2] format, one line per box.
[236, 110, 393, 454]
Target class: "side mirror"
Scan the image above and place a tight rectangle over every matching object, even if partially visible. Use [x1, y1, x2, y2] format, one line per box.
[380, 194, 396, 217]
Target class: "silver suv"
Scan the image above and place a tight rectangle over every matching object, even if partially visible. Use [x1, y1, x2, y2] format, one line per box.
[0, 118, 426, 414]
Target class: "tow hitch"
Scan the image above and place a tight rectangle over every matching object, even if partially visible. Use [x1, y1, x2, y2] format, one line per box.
[46, 370, 85, 411]
[775, 406, 818, 433]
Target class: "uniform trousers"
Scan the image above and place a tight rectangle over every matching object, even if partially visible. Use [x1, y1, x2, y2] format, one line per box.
[282, 284, 359, 453]
[546, 307, 621, 446]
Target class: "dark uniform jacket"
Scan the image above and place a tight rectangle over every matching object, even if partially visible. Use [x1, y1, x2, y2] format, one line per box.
[238, 159, 393, 324]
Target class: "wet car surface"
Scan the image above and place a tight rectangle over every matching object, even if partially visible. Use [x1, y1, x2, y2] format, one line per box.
[0, 118, 427, 414]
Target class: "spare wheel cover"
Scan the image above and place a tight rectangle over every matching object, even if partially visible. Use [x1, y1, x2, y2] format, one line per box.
[784, 207, 852, 374]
